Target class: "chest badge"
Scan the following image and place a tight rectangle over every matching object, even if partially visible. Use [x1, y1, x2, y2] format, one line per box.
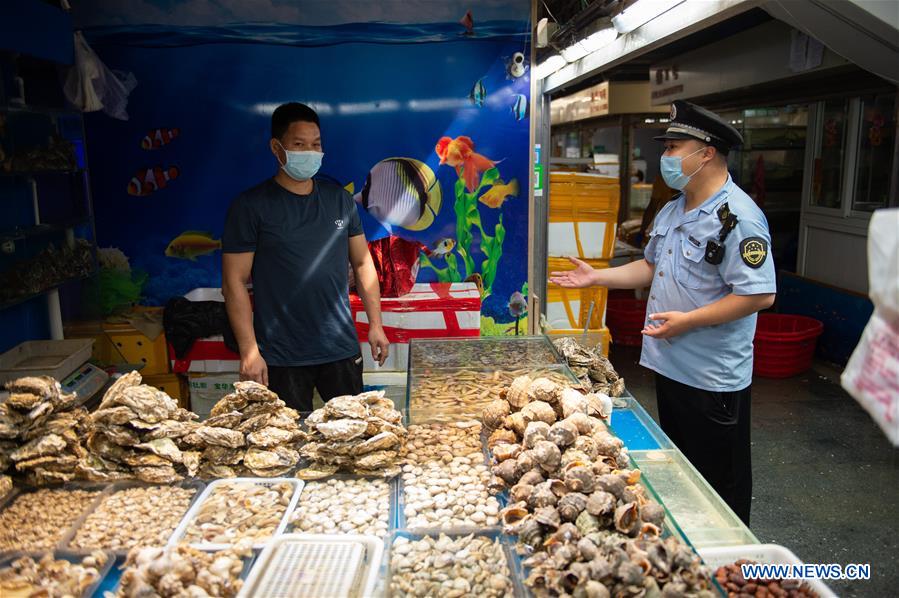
[335, 219, 346, 230]
[739, 237, 767, 268]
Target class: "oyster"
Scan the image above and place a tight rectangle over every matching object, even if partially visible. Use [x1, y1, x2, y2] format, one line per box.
[295, 463, 340, 480]
[91, 406, 137, 426]
[198, 463, 237, 479]
[246, 426, 297, 447]
[144, 419, 197, 440]
[102, 425, 141, 446]
[233, 380, 279, 402]
[322, 395, 368, 420]
[134, 464, 181, 484]
[135, 438, 182, 462]
[194, 426, 245, 448]
[353, 431, 401, 455]
[10, 433, 66, 461]
[7, 392, 43, 410]
[204, 411, 243, 428]
[209, 393, 249, 417]
[315, 419, 368, 441]
[97, 371, 141, 410]
[202, 445, 245, 465]
[244, 446, 299, 471]
[115, 386, 178, 423]
[355, 449, 398, 469]
[181, 450, 201, 477]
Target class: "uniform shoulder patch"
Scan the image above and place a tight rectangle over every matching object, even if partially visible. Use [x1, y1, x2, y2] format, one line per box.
[739, 237, 768, 268]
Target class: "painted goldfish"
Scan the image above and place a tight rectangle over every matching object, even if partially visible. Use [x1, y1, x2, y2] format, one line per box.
[479, 178, 518, 209]
[435, 135, 498, 193]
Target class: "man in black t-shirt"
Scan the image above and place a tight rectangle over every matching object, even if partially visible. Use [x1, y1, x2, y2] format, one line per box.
[222, 103, 389, 411]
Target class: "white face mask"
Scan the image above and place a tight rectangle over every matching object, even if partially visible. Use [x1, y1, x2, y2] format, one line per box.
[276, 141, 323, 181]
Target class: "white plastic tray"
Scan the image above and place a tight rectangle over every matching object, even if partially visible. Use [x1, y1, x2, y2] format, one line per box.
[0, 339, 94, 385]
[239, 533, 383, 598]
[167, 477, 303, 551]
[699, 544, 838, 598]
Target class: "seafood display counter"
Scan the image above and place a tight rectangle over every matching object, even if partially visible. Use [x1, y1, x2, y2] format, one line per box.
[0, 336, 824, 597]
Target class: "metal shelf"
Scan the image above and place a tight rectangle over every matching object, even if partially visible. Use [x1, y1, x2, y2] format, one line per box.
[0, 269, 96, 312]
[0, 169, 84, 177]
[1, 103, 81, 117]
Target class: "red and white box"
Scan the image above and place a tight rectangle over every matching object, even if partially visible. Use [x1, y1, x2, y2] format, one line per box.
[170, 283, 481, 373]
[352, 282, 481, 371]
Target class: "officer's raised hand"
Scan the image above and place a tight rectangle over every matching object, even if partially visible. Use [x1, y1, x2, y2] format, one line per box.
[549, 256, 596, 288]
[642, 310, 694, 339]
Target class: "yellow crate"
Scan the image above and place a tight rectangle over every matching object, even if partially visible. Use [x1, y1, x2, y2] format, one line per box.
[547, 207, 617, 259]
[546, 327, 610, 357]
[142, 373, 189, 408]
[103, 319, 170, 375]
[63, 320, 120, 365]
[546, 257, 610, 330]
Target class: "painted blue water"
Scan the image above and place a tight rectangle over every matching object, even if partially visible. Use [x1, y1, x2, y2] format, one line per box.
[83, 21, 530, 47]
[610, 409, 661, 451]
[83, 21, 531, 323]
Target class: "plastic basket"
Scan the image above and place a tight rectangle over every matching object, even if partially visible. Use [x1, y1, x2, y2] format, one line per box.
[59, 479, 205, 556]
[699, 544, 837, 598]
[753, 314, 823, 378]
[606, 298, 648, 347]
[167, 478, 303, 551]
[239, 533, 383, 598]
[0, 339, 94, 385]
[0, 549, 114, 598]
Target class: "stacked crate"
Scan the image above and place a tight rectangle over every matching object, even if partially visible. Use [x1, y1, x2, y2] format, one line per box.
[546, 172, 619, 352]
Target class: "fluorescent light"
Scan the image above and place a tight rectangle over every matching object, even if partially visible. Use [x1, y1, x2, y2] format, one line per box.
[561, 41, 589, 63]
[580, 27, 618, 52]
[337, 100, 400, 115]
[612, 0, 684, 34]
[534, 54, 566, 79]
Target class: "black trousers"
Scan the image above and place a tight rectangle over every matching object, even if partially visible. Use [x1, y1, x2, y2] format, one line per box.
[655, 373, 752, 525]
[268, 353, 363, 412]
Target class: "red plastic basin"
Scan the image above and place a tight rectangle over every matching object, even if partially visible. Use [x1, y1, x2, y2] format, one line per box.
[607, 299, 648, 347]
[753, 314, 824, 378]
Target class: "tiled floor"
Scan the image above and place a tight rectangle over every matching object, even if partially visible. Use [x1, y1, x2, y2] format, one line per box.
[610, 344, 898, 598]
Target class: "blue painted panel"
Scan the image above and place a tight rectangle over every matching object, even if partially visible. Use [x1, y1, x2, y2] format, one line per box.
[0, 0, 73, 64]
[610, 409, 661, 451]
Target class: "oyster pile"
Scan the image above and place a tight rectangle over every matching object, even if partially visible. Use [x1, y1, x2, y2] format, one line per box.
[482, 376, 711, 596]
[553, 337, 626, 397]
[296, 391, 405, 479]
[400, 422, 500, 529]
[289, 477, 391, 537]
[0, 551, 109, 597]
[1, 376, 92, 485]
[70, 485, 198, 552]
[390, 533, 514, 598]
[410, 368, 580, 424]
[187, 380, 305, 478]
[111, 543, 250, 598]
[86, 371, 199, 484]
[179, 481, 295, 546]
[0, 487, 102, 552]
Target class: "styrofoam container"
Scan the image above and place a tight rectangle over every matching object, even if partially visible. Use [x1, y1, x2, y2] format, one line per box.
[0, 549, 114, 597]
[239, 533, 383, 598]
[167, 478, 303, 551]
[58, 479, 206, 556]
[188, 372, 239, 419]
[699, 544, 838, 598]
[0, 339, 94, 385]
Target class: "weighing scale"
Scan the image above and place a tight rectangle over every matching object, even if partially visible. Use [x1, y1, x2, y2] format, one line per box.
[60, 362, 110, 405]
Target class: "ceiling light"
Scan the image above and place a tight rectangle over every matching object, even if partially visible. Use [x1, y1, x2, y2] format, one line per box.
[612, 0, 684, 34]
[534, 54, 566, 79]
[580, 27, 618, 52]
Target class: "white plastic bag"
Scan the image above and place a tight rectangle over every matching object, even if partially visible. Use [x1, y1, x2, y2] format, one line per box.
[841, 209, 899, 446]
[64, 31, 137, 120]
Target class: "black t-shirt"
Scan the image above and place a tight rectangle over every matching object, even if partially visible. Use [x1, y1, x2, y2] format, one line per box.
[222, 178, 363, 366]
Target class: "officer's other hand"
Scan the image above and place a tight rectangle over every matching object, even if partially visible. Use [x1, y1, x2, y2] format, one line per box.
[641, 311, 693, 339]
[549, 256, 595, 288]
[240, 347, 269, 386]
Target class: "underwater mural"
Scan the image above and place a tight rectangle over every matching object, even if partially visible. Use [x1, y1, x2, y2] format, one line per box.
[74, 0, 531, 333]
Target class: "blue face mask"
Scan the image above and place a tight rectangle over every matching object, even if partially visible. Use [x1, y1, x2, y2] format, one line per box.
[277, 141, 323, 181]
[660, 146, 706, 190]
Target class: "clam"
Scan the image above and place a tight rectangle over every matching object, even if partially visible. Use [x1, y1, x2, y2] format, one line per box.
[482, 399, 511, 429]
[564, 464, 596, 493]
[547, 420, 578, 447]
[614, 501, 641, 536]
[521, 400, 557, 425]
[557, 492, 588, 522]
[523, 421, 551, 449]
[505, 375, 533, 409]
[532, 440, 562, 472]
[534, 505, 561, 529]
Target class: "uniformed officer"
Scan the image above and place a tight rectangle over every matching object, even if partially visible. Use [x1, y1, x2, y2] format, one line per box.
[550, 100, 776, 524]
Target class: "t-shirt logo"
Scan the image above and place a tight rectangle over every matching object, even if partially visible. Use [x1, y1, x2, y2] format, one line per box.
[335, 219, 345, 230]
